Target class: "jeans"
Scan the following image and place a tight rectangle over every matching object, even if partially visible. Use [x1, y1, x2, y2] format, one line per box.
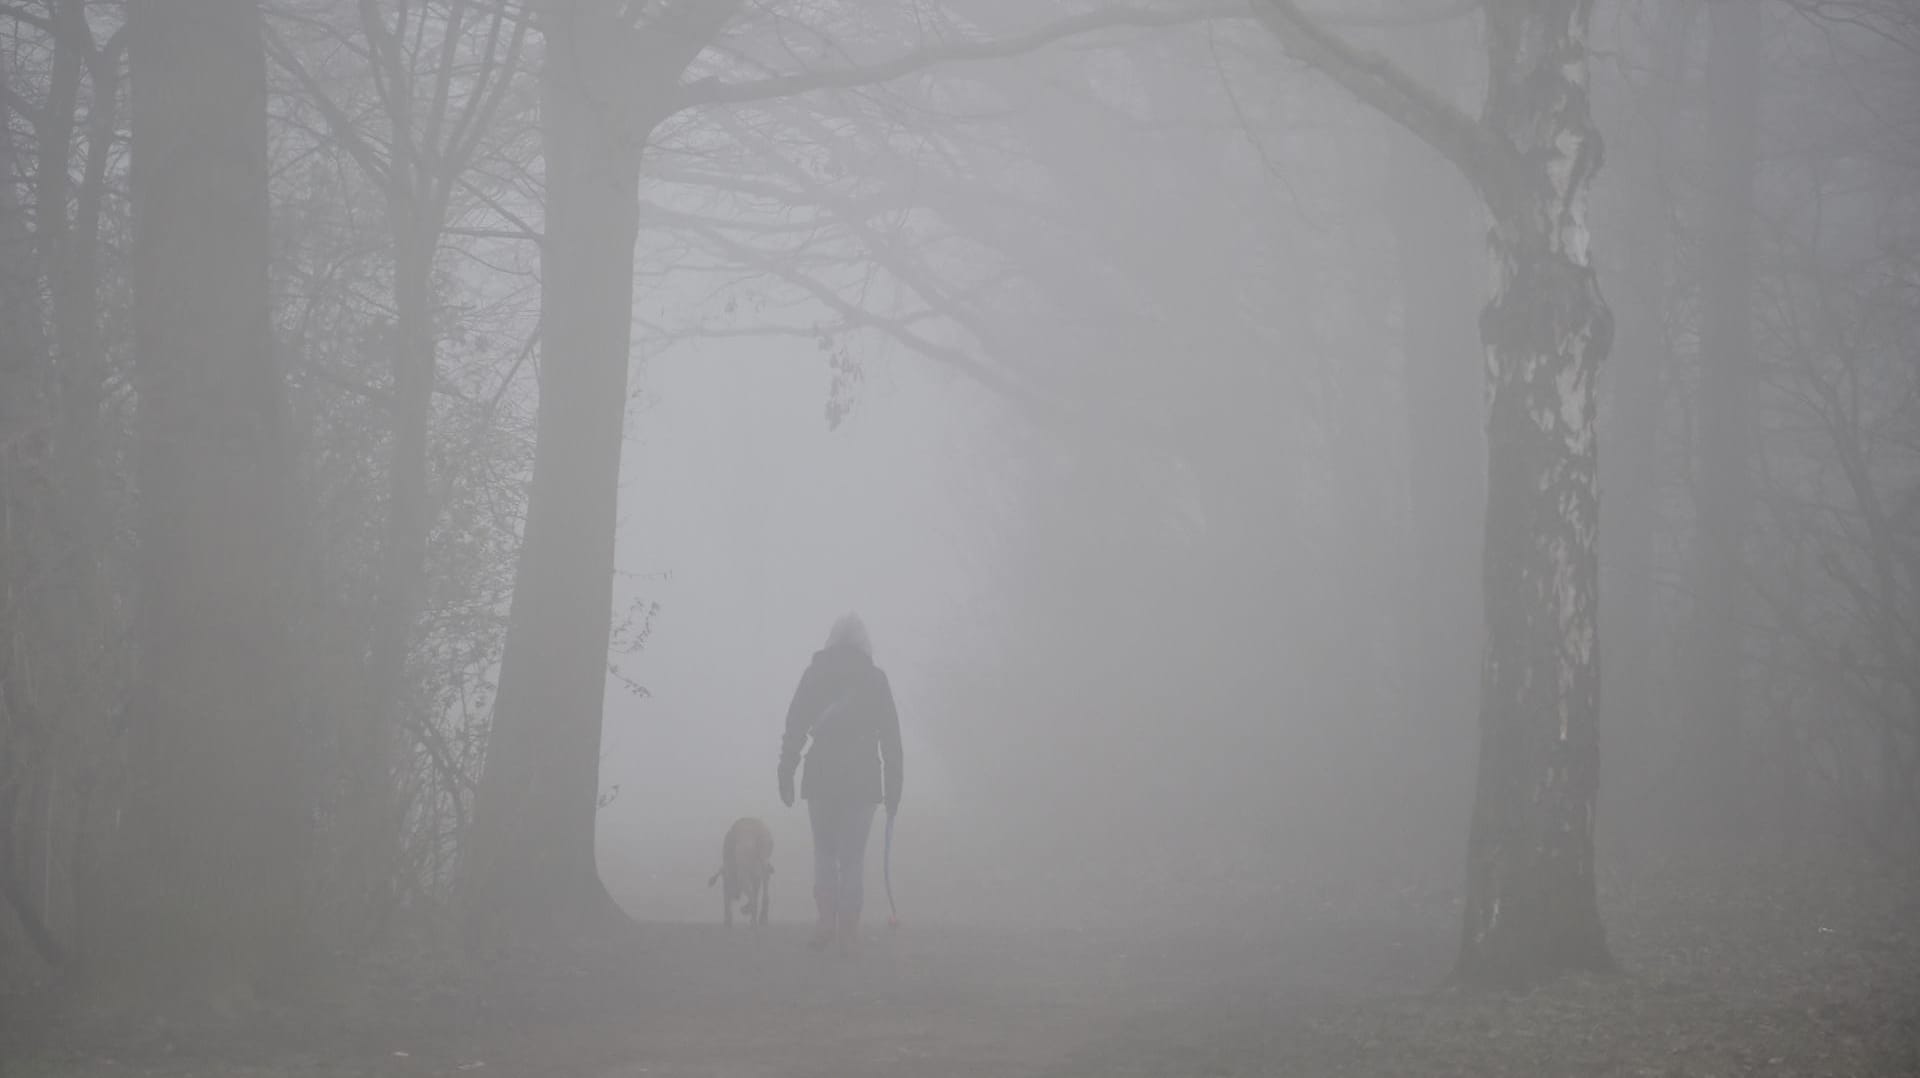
[807, 798, 877, 923]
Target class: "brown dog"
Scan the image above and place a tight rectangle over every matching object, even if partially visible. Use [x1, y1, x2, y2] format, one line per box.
[707, 816, 773, 927]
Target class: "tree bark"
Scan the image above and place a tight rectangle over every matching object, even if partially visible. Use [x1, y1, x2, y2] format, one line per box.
[1455, 0, 1614, 985]
[111, 0, 304, 1004]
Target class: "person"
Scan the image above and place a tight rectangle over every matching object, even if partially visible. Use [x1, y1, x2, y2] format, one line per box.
[778, 613, 902, 954]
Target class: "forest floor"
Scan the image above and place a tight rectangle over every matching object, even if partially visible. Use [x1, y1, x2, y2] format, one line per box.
[6, 854, 1917, 1077]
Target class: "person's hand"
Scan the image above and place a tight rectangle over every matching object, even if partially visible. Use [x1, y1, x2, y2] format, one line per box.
[885, 801, 898, 820]
[779, 772, 795, 808]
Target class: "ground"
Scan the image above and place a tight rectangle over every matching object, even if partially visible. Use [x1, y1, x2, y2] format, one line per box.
[6, 855, 1916, 1077]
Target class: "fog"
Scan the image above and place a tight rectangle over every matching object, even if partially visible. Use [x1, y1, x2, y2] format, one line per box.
[601, 335, 981, 919]
[4, 1, 1918, 1075]
[594, 25, 1490, 934]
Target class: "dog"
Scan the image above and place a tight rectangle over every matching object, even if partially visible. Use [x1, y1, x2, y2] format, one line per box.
[707, 816, 774, 927]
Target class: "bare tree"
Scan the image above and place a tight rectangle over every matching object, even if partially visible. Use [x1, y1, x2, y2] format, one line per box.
[107, 0, 304, 1002]
[0, 25, 65, 970]
[0, 0, 125, 975]
[459, 0, 1243, 944]
[265, 0, 532, 946]
[1254, 0, 1614, 983]
[1745, 0, 1920, 849]
[458, 0, 742, 942]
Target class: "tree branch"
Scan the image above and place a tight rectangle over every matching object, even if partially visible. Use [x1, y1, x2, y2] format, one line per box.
[679, 216, 1065, 427]
[0, 3, 54, 35]
[1250, 0, 1509, 198]
[672, 4, 1244, 111]
[263, 26, 394, 187]
[0, 82, 41, 132]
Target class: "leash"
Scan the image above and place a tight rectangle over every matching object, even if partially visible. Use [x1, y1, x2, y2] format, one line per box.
[883, 811, 899, 928]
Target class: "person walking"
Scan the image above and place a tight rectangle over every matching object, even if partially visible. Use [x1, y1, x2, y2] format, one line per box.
[778, 614, 902, 954]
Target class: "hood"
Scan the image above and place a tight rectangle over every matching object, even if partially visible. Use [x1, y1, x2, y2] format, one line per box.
[811, 642, 875, 676]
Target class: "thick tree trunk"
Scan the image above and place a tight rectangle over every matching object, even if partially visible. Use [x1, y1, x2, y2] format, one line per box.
[110, 0, 304, 1004]
[6, 1, 81, 964]
[459, 0, 738, 947]
[0, 39, 56, 969]
[1456, 0, 1614, 986]
[31, 1, 82, 288]
[460, 7, 643, 943]
[52, 26, 114, 627]
[42, 15, 120, 957]
[0, 49, 43, 417]
[1688, 0, 1761, 834]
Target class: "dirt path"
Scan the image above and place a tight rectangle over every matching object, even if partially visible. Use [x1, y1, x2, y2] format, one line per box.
[576, 924, 1125, 1078]
[12, 863, 1915, 1077]
[460, 919, 1413, 1078]
[131, 917, 1421, 1078]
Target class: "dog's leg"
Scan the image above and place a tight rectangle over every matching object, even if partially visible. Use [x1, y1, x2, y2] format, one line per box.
[723, 880, 734, 928]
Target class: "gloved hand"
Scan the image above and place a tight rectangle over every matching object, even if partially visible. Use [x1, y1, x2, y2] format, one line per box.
[779, 771, 795, 808]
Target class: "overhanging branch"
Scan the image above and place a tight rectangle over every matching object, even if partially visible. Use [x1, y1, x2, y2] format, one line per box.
[672, 5, 1245, 111]
[1251, 0, 1509, 198]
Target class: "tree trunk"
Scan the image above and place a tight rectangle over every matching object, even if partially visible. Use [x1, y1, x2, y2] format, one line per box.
[1687, 0, 1761, 835]
[7, 1, 81, 966]
[52, 19, 115, 643]
[0, 38, 57, 969]
[459, 0, 739, 947]
[1456, 0, 1614, 986]
[44, 13, 120, 958]
[110, 0, 303, 1005]
[460, 6, 645, 943]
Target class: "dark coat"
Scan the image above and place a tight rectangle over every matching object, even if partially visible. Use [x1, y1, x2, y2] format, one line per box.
[779, 643, 902, 810]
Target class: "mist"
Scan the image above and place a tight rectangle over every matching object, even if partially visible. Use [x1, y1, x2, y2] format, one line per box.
[3, 1, 1917, 1075]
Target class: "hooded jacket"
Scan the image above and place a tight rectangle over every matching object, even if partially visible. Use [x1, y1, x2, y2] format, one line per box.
[778, 642, 903, 810]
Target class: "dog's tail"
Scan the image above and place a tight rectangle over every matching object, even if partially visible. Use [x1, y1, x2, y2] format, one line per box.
[707, 869, 722, 888]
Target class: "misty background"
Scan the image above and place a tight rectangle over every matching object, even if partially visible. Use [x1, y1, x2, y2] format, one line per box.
[2, 2, 1917, 1070]
[597, 22, 1479, 924]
